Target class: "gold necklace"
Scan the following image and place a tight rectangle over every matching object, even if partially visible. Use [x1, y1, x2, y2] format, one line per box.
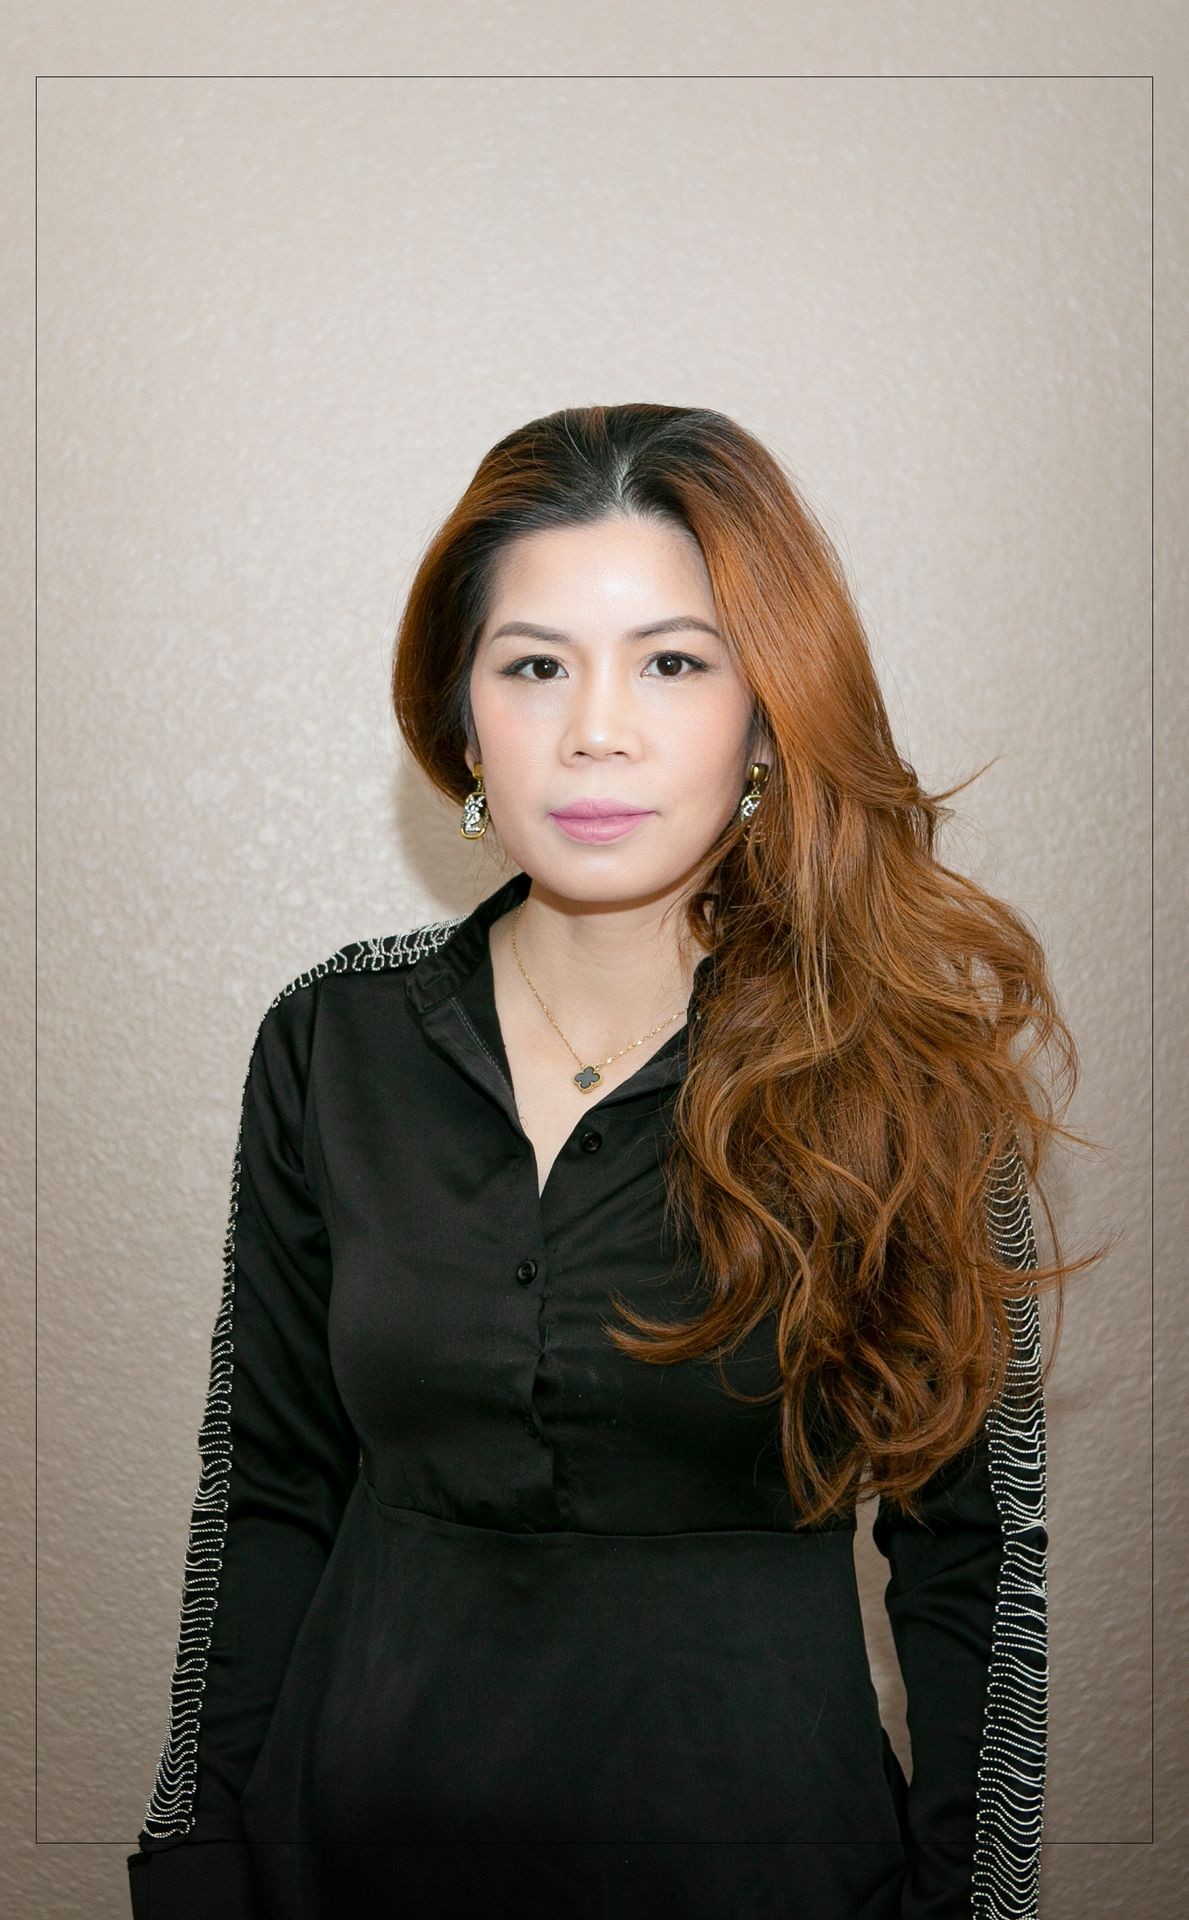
[510, 901, 689, 1094]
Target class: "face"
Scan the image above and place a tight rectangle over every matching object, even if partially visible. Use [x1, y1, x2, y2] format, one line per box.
[465, 514, 768, 909]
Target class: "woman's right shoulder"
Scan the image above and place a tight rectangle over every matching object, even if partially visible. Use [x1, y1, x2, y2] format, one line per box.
[254, 908, 467, 1032]
[219, 912, 466, 1140]
[240, 910, 466, 1092]
[283, 912, 466, 1002]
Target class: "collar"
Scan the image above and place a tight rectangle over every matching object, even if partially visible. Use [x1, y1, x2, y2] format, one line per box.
[404, 868, 714, 1107]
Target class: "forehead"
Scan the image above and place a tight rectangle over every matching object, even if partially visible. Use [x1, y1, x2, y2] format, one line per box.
[485, 516, 714, 615]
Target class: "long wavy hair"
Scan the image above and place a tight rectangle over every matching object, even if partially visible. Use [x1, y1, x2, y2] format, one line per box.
[392, 402, 1112, 1526]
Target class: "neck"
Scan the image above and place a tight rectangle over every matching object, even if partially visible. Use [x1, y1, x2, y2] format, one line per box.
[494, 879, 706, 1048]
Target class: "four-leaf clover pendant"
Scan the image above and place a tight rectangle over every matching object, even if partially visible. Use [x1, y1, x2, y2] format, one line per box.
[573, 1064, 603, 1093]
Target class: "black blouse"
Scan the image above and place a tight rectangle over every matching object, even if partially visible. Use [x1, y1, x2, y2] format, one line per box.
[127, 866, 1048, 1920]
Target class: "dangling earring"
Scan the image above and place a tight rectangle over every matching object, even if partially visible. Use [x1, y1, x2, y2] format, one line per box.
[460, 761, 488, 839]
[738, 761, 770, 823]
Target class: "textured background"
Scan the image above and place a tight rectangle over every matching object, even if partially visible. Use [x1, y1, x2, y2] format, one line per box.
[5, 3, 1182, 1914]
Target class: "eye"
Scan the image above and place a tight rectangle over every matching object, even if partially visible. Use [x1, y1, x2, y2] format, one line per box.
[499, 651, 709, 682]
[500, 655, 566, 682]
[643, 651, 708, 678]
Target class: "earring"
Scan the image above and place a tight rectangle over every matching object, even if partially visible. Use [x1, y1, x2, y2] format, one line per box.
[738, 761, 770, 823]
[460, 761, 488, 838]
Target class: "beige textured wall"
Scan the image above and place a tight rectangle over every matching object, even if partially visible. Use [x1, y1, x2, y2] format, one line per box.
[6, 5, 1184, 1916]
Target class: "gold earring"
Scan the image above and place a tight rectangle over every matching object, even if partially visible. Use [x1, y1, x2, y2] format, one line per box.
[738, 761, 769, 823]
[460, 760, 488, 838]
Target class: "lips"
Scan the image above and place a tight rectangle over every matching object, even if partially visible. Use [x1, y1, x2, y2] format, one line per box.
[550, 809, 651, 844]
[550, 803, 651, 820]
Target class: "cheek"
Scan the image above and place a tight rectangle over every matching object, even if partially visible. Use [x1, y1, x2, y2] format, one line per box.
[470, 684, 546, 761]
[666, 705, 751, 779]
[668, 757, 748, 834]
[474, 723, 560, 809]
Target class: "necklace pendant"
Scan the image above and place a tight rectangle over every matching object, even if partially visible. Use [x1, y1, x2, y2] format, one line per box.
[573, 1064, 603, 1093]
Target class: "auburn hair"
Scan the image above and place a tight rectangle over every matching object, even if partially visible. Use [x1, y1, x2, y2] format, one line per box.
[392, 402, 1112, 1526]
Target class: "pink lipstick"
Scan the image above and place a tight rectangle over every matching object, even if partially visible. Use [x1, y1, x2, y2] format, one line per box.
[549, 799, 654, 844]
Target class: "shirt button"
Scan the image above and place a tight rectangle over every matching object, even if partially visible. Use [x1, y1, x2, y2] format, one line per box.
[579, 1130, 602, 1153]
[515, 1258, 538, 1285]
[523, 1414, 537, 1436]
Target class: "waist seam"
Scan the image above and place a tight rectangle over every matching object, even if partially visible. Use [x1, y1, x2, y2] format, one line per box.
[360, 1474, 855, 1542]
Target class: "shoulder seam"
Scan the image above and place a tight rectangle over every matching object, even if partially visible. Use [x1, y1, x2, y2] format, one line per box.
[267, 915, 467, 1010]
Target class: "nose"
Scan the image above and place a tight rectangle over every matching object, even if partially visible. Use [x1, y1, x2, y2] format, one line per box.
[560, 660, 642, 758]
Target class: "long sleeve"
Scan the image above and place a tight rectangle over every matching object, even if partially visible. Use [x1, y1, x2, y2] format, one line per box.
[872, 1140, 1048, 1920]
[127, 973, 361, 1918]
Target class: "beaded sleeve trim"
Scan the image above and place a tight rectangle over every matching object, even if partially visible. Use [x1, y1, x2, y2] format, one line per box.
[141, 917, 463, 1839]
[970, 1138, 1049, 1917]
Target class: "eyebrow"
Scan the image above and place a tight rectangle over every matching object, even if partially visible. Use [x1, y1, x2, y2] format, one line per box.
[487, 615, 722, 645]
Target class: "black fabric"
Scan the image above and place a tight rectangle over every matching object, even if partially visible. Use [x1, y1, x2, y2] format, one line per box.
[128, 869, 1045, 1919]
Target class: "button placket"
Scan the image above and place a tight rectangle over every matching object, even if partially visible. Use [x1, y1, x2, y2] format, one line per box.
[512, 1106, 616, 1468]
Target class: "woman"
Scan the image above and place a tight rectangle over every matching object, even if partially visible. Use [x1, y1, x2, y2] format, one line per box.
[128, 404, 1094, 1920]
